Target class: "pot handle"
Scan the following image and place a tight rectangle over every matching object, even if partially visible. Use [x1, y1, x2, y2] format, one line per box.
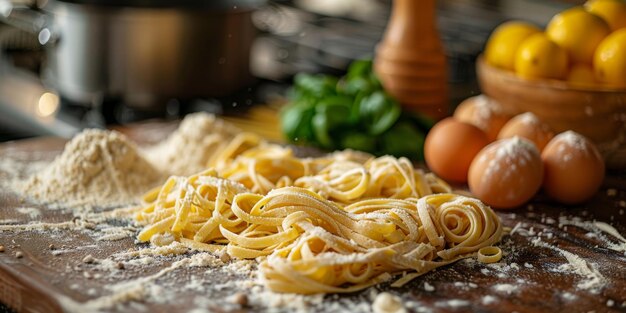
[0, 0, 57, 45]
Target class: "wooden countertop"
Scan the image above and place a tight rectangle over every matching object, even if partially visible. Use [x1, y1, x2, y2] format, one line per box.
[0, 120, 625, 313]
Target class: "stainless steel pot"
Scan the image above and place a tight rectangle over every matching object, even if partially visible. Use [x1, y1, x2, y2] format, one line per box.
[1, 0, 263, 109]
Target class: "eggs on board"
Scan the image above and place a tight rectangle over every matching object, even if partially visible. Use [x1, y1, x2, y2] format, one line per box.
[426, 95, 606, 208]
[453, 95, 511, 141]
[468, 137, 544, 209]
[541, 131, 605, 204]
[498, 112, 554, 151]
[424, 118, 489, 183]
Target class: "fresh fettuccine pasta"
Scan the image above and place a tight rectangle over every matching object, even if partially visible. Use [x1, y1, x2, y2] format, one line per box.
[136, 169, 502, 294]
[204, 133, 451, 202]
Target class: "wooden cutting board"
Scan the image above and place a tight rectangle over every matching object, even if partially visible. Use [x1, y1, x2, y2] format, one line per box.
[1, 120, 625, 313]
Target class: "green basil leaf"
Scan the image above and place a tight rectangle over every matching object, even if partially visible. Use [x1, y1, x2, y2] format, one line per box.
[340, 131, 377, 152]
[312, 114, 334, 149]
[380, 121, 425, 159]
[280, 102, 315, 143]
[347, 59, 373, 81]
[293, 73, 338, 99]
[342, 77, 376, 96]
[316, 96, 353, 128]
[359, 91, 401, 135]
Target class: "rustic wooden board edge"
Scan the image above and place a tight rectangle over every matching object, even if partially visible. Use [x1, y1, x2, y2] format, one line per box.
[1, 125, 625, 313]
[0, 262, 63, 313]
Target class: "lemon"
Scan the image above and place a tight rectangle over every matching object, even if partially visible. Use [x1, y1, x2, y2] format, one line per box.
[515, 33, 569, 80]
[484, 21, 541, 71]
[546, 7, 611, 64]
[567, 63, 596, 86]
[594, 29, 626, 87]
[585, 0, 626, 31]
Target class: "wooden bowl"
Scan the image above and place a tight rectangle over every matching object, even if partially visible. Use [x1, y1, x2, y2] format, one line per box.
[476, 56, 626, 168]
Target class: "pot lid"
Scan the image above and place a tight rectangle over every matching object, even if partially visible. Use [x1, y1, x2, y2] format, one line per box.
[52, 0, 265, 9]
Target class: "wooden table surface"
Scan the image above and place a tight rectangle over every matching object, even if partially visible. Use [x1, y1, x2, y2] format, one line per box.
[0, 121, 625, 313]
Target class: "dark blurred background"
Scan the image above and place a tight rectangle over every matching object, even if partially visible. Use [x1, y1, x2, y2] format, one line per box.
[0, 0, 580, 142]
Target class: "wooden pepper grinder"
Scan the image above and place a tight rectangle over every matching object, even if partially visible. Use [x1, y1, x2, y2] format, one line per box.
[374, 0, 448, 119]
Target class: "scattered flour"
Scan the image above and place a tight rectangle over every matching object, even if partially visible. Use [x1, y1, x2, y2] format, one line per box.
[482, 295, 498, 305]
[0, 152, 49, 187]
[532, 238, 606, 293]
[436, 299, 470, 308]
[16, 207, 41, 219]
[125, 257, 155, 267]
[507, 214, 622, 294]
[559, 217, 626, 254]
[561, 292, 578, 301]
[372, 292, 406, 313]
[117, 241, 190, 258]
[423, 282, 435, 292]
[58, 254, 192, 312]
[492, 283, 516, 295]
[248, 285, 326, 312]
[452, 281, 478, 290]
[95, 225, 137, 241]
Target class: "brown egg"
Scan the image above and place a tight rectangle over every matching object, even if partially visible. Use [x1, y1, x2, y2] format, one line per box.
[498, 112, 554, 151]
[454, 95, 511, 141]
[541, 131, 605, 204]
[468, 137, 543, 209]
[425, 118, 490, 183]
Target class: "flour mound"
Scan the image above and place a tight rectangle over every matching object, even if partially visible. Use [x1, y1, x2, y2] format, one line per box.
[23, 129, 162, 209]
[147, 113, 240, 176]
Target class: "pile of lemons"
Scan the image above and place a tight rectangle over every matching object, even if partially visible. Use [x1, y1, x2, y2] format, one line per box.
[485, 0, 626, 88]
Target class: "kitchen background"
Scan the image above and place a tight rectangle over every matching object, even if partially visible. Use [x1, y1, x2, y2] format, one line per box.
[0, 0, 578, 142]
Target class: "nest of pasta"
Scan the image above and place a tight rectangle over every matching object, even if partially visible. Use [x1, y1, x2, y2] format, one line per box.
[135, 133, 503, 294]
